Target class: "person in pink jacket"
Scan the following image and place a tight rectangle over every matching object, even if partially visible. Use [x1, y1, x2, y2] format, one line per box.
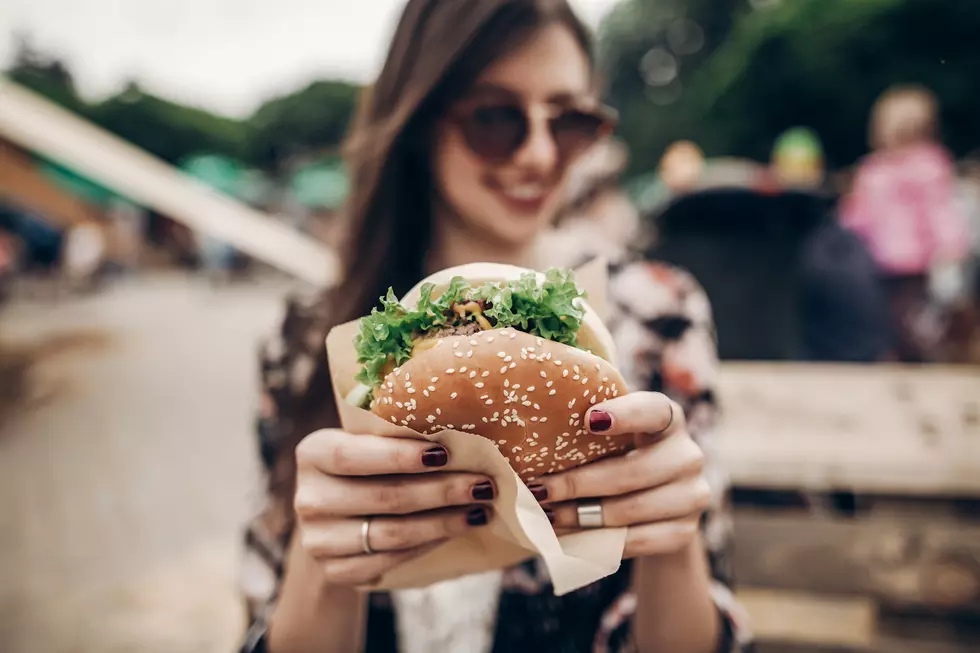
[842, 85, 968, 361]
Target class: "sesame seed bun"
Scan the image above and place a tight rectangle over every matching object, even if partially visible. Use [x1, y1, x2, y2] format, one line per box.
[371, 328, 631, 480]
[400, 262, 618, 364]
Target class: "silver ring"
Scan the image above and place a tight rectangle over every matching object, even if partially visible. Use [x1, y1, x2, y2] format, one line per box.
[577, 500, 605, 529]
[361, 518, 374, 555]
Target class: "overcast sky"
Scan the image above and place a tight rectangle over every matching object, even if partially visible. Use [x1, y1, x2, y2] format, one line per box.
[1, 0, 620, 118]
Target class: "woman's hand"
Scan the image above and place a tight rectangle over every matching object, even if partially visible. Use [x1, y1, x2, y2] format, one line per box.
[529, 392, 710, 558]
[293, 430, 495, 586]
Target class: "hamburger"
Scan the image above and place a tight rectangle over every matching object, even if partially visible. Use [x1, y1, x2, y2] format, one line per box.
[348, 263, 630, 480]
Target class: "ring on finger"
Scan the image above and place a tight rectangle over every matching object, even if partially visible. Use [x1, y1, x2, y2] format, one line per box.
[576, 500, 605, 528]
[361, 518, 374, 555]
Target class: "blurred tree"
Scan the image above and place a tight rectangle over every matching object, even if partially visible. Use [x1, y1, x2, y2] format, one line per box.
[87, 82, 249, 165]
[602, 0, 980, 176]
[247, 80, 361, 171]
[5, 33, 89, 116]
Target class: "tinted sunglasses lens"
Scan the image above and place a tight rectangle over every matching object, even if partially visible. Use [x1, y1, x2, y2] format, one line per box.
[460, 106, 527, 161]
[550, 110, 607, 158]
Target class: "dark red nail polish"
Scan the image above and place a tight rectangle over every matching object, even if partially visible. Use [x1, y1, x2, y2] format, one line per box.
[588, 409, 612, 433]
[421, 446, 448, 467]
[544, 508, 556, 524]
[467, 506, 488, 526]
[528, 483, 548, 502]
[471, 481, 495, 501]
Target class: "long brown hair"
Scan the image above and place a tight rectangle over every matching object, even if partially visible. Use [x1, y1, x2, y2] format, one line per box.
[267, 0, 595, 533]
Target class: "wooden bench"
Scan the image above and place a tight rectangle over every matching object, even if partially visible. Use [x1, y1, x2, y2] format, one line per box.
[716, 363, 980, 653]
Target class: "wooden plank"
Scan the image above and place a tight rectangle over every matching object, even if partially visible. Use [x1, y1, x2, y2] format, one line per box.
[715, 363, 980, 496]
[736, 588, 876, 647]
[732, 508, 980, 612]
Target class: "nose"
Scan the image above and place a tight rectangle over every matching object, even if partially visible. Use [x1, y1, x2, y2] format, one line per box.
[511, 113, 558, 176]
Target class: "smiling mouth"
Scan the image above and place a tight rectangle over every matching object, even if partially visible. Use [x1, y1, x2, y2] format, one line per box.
[493, 182, 556, 212]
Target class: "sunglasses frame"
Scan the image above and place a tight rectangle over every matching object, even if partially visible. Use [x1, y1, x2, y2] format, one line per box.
[448, 99, 619, 165]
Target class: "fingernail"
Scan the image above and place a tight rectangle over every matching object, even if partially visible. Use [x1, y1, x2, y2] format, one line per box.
[588, 409, 612, 433]
[544, 508, 556, 524]
[471, 481, 495, 501]
[467, 506, 489, 526]
[421, 446, 448, 467]
[528, 483, 549, 502]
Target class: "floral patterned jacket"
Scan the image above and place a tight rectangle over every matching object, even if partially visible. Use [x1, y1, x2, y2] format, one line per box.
[239, 256, 754, 653]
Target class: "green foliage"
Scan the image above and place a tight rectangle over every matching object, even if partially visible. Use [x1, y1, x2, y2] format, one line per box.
[602, 0, 980, 175]
[247, 81, 360, 170]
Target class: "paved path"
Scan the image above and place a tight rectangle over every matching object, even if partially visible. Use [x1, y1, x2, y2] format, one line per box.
[0, 274, 305, 653]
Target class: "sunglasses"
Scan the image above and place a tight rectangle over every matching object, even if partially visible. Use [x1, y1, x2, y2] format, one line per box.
[450, 101, 618, 164]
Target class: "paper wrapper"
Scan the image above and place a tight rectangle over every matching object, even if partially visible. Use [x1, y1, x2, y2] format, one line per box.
[325, 258, 626, 596]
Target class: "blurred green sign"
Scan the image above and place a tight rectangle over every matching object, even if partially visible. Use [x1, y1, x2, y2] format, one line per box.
[290, 158, 349, 210]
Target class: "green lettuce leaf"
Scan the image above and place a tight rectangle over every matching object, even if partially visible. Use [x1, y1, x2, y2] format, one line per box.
[353, 268, 587, 388]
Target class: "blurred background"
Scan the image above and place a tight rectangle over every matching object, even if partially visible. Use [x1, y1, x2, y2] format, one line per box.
[1, 1, 978, 652]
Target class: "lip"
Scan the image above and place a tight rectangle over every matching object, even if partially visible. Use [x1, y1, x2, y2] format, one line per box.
[489, 183, 555, 216]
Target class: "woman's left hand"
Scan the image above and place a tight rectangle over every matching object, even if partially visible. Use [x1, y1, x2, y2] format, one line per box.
[530, 392, 711, 558]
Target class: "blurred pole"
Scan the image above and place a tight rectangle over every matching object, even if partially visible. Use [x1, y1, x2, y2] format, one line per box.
[0, 78, 338, 287]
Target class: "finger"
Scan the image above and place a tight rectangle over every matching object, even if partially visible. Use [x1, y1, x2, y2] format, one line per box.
[296, 429, 450, 476]
[295, 472, 495, 518]
[584, 392, 686, 440]
[301, 505, 492, 557]
[531, 433, 704, 503]
[319, 542, 444, 586]
[623, 517, 700, 558]
[545, 476, 711, 529]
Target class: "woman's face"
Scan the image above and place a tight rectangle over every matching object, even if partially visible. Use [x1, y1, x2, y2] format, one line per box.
[432, 24, 596, 247]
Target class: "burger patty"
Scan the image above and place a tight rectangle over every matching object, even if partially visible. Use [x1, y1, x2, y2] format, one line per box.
[418, 321, 485, 342]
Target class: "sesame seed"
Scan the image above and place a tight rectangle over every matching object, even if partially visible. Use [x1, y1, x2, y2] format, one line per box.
[497, 352, 507, 359]
[486, 336, 494, 343]
[436, 340, 443, 347]
[497, 439, 506, 444]
[546, 381, 554, 388]
[571, 413, 580, 419]
[590, 395, 597, 404]
[522, 400, 532, 407]
[540, 417, 548, 423]
[406, 414, 416, 421]
[426, 415, 436, 423]
[595, 364, 601, 371]
[554, 360, 562, 365]
[428, 385, 436, 392]
[500, 366, 508, 374]
[504, 379, 510, 388]
[470, 339, 479, 346]
[536, 338, 543, 346]
[390, 416, 397, 423]
[485, 399, 494, 405]
[602, 377, 609, 383]
[504, 355, 512, 362]
[562, 370, 569, 378]
[423, 390, 430, 397]
[453, 340, 460, 349]
[540, 371, 547, 378]
[436, 408, 442, 415]
[573, 375, 580, 381]
[531, 417, 538, 422]
[450, 392, 458, 399]
[483, 417, 490, 423]
[460, 366, 467, 373]
[549, 389, 557, 396]
[475, 382, 485, 388]
[526, 386, 534, 392]
[583, 389, 589, 397]
[509, 362, 517, 369]
[482, 370, 490, 377]
[396, 401, 404, 408]
[510, 333, 518, 339]
[582, 377, 589, 385]
[430, 377, 438, 383]
[480, 395, 489, 400]
[455, 352, 463, 358]
[446, 368, 455, 374]
[407, 388, 416, 394]
[466, 351, 473, 358]
[513, 384, 522, 390]
[469, 370, 477, 378]
[395, 368, 402, 377]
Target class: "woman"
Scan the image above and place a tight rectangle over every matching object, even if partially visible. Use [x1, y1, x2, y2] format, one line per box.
[241, 1, 751, 652]
[842, 84, 968, 362]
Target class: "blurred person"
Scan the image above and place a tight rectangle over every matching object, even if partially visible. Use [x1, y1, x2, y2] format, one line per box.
[769, 127, 825, 192]
[61, 220, 106, 293]
[240, 2, 750, 653]
[841, 84, 969, 362]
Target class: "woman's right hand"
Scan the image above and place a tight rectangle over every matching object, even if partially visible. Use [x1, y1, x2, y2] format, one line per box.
[293, 429, 495, 586]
